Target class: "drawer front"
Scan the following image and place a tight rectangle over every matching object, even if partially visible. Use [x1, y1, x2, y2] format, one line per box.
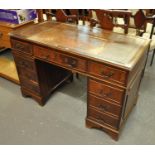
[13, 54, 36, 72]
[34, 46, 56, 62]
[56, 53, 87, 72]
[87, 107, 119, 129]
[88, 94, 121, 117]
[88, 79, 124, 104]
[17, 67, 38, 83]
[11, 40, 33, 55]
[20, 77, 40, 95]
[88, 61, 127, 85]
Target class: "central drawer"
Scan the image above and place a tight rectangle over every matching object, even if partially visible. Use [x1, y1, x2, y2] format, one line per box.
[88, 79, 125, 104]
[56, 53, 87, 72]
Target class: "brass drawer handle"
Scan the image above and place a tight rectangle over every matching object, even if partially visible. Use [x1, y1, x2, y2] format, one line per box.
[96, 116, 105, 123]
[64, 57, 78, 68]
[101, 70, 114, 78]
[98, 104, 108, 111]
[15, 43, 25, 50]
[41, 54, 50, 60]
[99, 90, 112, 98]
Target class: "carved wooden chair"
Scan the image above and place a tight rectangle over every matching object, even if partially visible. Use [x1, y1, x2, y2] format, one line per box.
[68, 9, 90, 26]
[55, 9, 78, 24]
[89, 9, 131, 34]
[37, 9, 78, 24]
[114, 9, 147, 36]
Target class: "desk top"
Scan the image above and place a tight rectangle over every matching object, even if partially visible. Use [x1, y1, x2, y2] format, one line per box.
[10, 21, 150, 70]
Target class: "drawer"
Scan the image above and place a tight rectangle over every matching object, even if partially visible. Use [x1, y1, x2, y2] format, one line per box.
[34, 46, 56, 62]
[17, 67, 38, 83]
[13, 54, 36, 72]
[56, 53, 87, 72]
[88, 79, 124, 104]
[87, 107, 119, 129]
[20, 77, 40, 95]
[88, 61, 127, 85]
[11, 40, 33, 55]
[88, 94, 122, 117]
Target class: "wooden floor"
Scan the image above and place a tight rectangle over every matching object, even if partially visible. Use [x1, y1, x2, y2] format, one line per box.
[0, 50, 19, 84]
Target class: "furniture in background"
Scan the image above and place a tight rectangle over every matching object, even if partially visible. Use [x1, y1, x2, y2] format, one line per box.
[148, 16, 155, 65]
[89, 9, 132, 34]
[0, 21, 34, 49]
[0, 20, 34, 84]
[37, 9, 90, 26]
[41, 9, 79, 24]
[140, 14, 155, 66]
[105, 9, 155, 66]
[10, 21, 150, 140]
[37, 9, 44, 23]
[129, 10, 155, 66]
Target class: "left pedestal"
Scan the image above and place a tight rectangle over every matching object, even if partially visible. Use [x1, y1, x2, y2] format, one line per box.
[0, 21, 34, 84]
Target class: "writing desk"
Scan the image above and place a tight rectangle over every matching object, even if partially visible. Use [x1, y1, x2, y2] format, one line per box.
[10, 21, 150, 140]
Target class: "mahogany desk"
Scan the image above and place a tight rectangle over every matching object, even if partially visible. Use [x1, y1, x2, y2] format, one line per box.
[10, 21, 150, 140]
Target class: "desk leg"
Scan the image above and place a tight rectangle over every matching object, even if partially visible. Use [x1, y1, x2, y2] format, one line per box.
[86, 118, 119, 141]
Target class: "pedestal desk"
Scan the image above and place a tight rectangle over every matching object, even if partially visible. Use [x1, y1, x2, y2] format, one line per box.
[10, 21, 150, 140]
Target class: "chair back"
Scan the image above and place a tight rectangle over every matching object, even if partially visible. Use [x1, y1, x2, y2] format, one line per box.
[56, 10, 68, 22]
[134, 10, 146, 30]
[90, 9, 131, 34]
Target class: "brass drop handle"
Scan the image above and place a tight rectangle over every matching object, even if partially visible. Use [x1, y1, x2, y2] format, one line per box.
[42, 54, 50, 60]
[15, 43, 25, 50]
[64, 57, 77, 68]
[99, 104, 108, 111]
[99, 90, 112, 98]
[101, 70, 114, 78]
[96, 116, 105, 123]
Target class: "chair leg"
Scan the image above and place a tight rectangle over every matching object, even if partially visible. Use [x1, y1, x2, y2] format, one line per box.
[150, 49, 155, 66]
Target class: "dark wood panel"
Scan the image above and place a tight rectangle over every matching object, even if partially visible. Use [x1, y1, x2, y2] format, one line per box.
[35, 60, 73, 98]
